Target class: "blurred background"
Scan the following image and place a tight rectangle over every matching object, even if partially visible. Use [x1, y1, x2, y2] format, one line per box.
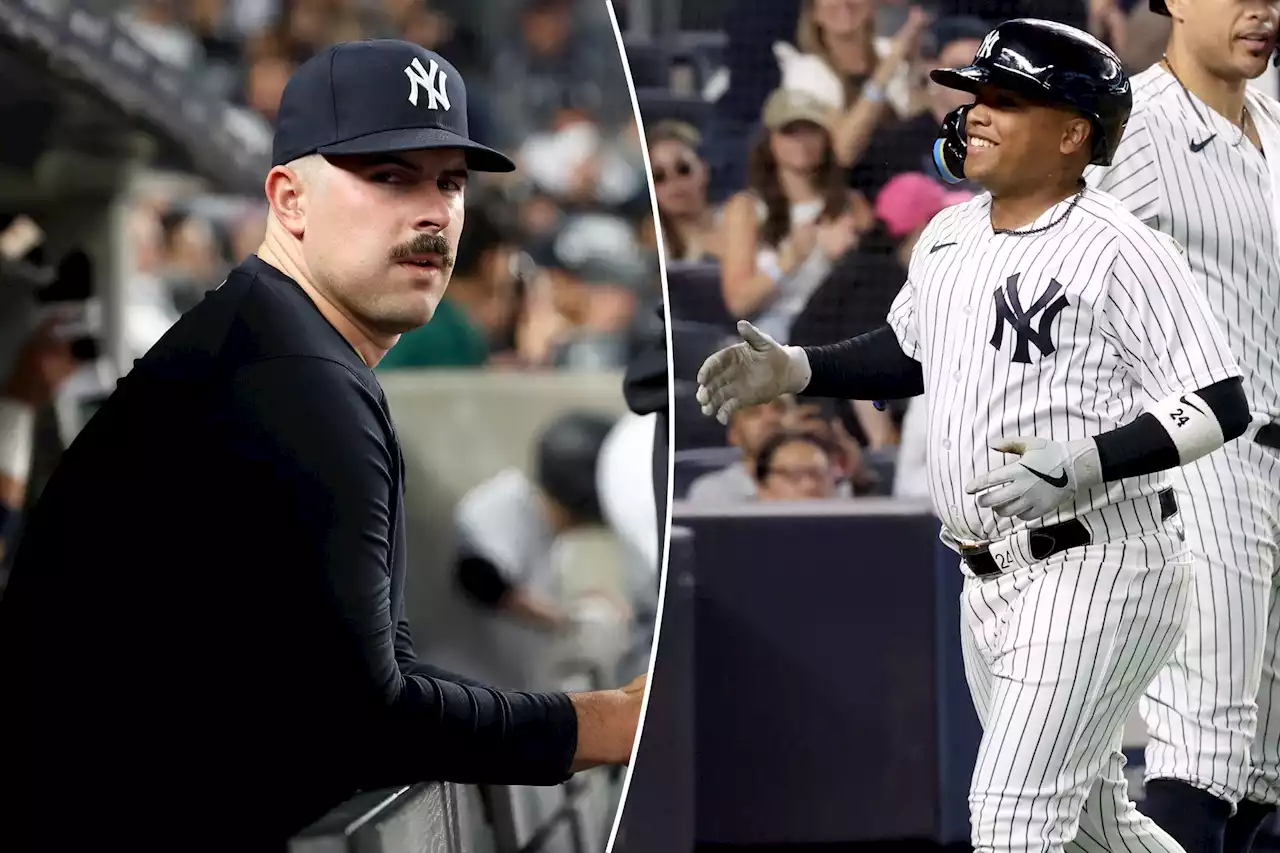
[0, 0, 664, 851]
[610, 1, 1280, 852]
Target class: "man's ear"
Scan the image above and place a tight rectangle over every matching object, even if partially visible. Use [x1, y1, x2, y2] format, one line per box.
[1061, 117, 1093, 159]
[264, 165, 308, 239]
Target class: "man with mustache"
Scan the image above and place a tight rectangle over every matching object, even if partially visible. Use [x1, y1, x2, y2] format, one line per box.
[0, 41, 644, 851]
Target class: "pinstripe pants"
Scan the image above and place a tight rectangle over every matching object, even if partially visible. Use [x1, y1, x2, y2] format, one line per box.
[961, 524, 1192, 853]
[1141, 440, 1280, 806]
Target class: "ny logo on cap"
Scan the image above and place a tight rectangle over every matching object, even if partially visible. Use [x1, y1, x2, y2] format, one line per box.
[404, 57, 451, 111]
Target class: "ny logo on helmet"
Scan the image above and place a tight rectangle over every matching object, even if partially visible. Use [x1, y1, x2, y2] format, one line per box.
[404, 57, 450, 111]
[989, 273, 1069, 364]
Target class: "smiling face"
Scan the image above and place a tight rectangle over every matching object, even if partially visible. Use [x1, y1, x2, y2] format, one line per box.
[959, 85, 1093, 195]
[1167, 0, 1280, 81]
[280, 149, 468, 338]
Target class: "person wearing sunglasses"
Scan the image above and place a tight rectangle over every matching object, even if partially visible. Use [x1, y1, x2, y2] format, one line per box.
[646, 120, 722, 263]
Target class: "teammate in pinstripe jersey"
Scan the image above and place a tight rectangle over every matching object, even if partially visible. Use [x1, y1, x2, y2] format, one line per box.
[1086, 2, 1280, 851]
[696, 20, 1253, 853]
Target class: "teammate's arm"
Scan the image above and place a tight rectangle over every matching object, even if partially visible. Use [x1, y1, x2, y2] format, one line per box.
[228, 358, 637, 786]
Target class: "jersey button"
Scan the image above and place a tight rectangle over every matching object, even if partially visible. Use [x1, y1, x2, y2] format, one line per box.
[952, 371, 962, 381]
[963, 306, 972, 316]
[942, 439, 952, 450]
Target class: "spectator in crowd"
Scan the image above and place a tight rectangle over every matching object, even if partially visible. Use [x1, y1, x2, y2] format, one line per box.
[793, 1, 934, 170]
[687, 397, 790, 503]
[648, 120, 723, 263]
[753, 430, 840, 501]
[534, 215, 648, 370]
[702, 0, 804, 197]
[434, 411, 628, 690]
[847, 15, 989, 196]
[0, 322, 76, 573]
[785, 398, 882, 494]
[719, 88, 864, 343]
[488, 0, 624, 153]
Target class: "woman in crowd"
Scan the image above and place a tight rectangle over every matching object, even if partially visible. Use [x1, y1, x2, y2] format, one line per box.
[719, 88, 867, 344]
[648, 120, 722, 263]
[795, 0, 933, 169]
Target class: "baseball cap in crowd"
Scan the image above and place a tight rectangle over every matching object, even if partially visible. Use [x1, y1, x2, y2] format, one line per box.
[876, 172, 972, 239]
[762, 88, 834, 132]
[271, 40, 515, 172]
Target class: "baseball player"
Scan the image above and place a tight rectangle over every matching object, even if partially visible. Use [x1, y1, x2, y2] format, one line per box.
[0, 41, 645, 849]
[1085, 3, 1280, 851]
[697, 19, 1252, 853]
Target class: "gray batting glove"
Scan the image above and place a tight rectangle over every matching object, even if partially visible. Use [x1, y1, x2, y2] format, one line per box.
[696, 321, 812, 425]
[964, 435, 1104, 521]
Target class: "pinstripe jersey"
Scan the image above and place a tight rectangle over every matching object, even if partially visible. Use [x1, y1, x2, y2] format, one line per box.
[887, 186, 1240, 546]
[1086, 64, 1280, 425]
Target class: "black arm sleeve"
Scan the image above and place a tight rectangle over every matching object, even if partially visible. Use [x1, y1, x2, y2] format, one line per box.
[1095, 377, 1250, 481]
[455, 554, 512, 609]
[801, 325, 925, 400]
[230, 358, 577, 787]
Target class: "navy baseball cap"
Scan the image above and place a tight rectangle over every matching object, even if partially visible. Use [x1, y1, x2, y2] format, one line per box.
[271, 40, 515, 172]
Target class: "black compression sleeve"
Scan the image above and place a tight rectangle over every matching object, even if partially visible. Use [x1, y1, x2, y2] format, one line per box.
[801, 325, 925, 400]
[1094, 377, 1249, 481]
[1094, 413, 1180, 481]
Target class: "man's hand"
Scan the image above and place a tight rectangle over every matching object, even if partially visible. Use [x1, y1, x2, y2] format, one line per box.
[696, 321, 812, 424]
[965, 436, 1103, 521]
[568, 673, 647, 771]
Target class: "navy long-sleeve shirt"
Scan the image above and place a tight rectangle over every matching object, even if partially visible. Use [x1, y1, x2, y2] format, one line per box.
[0, 256, 578, 850]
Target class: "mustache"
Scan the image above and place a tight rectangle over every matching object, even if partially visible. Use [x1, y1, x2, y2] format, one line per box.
[391, 233, 454, 270]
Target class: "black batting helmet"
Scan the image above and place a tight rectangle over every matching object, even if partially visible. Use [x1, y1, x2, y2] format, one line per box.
[929, 19, 1132, 184]
[534, 410, 616, 524]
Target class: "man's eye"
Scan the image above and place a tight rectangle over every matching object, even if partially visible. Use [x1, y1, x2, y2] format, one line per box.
[440, 178, 465, 192]
[372, 171, 407, 184]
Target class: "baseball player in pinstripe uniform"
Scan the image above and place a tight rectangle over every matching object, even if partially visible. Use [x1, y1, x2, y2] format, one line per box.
[696, 19, 1253, 853]
[1086, 3, 1280, 852]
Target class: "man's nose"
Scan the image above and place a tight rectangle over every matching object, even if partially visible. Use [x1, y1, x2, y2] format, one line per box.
[413, 185, 453, 232]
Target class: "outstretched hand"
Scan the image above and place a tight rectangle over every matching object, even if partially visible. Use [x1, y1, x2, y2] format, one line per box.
[695, 321, 812, 425]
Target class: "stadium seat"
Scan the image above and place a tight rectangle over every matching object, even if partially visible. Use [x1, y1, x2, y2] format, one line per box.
[673, 381, 728, 451]
[664, 260, 734, 328]
[620, 37, 672, 89]
[669, 319, 733, 382]
[635, 88, 713, 129]
[673, 446, 743, 499]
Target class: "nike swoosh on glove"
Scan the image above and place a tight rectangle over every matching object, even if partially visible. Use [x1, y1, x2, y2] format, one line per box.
[964, 435, 1104, 521]
[695, 321, 812, 425]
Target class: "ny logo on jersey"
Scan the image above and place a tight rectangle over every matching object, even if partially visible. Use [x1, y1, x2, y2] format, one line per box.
[989, 273, 1070, 364]
[404, 57, 450, 110]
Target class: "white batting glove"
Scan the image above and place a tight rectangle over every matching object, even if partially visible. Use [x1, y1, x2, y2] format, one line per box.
[964, 436, 1104, 521]
[695, 321, 812, 425]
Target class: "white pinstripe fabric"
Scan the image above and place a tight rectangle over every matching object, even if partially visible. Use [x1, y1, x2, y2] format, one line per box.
[960, 527, 1192, 853]
[887, 188, 1239, 550]
[1088, 63, 1280, 806]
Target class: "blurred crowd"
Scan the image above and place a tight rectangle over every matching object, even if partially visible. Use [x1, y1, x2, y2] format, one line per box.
[112, 0, 659, 372]
[647, 0, 1209, 506]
